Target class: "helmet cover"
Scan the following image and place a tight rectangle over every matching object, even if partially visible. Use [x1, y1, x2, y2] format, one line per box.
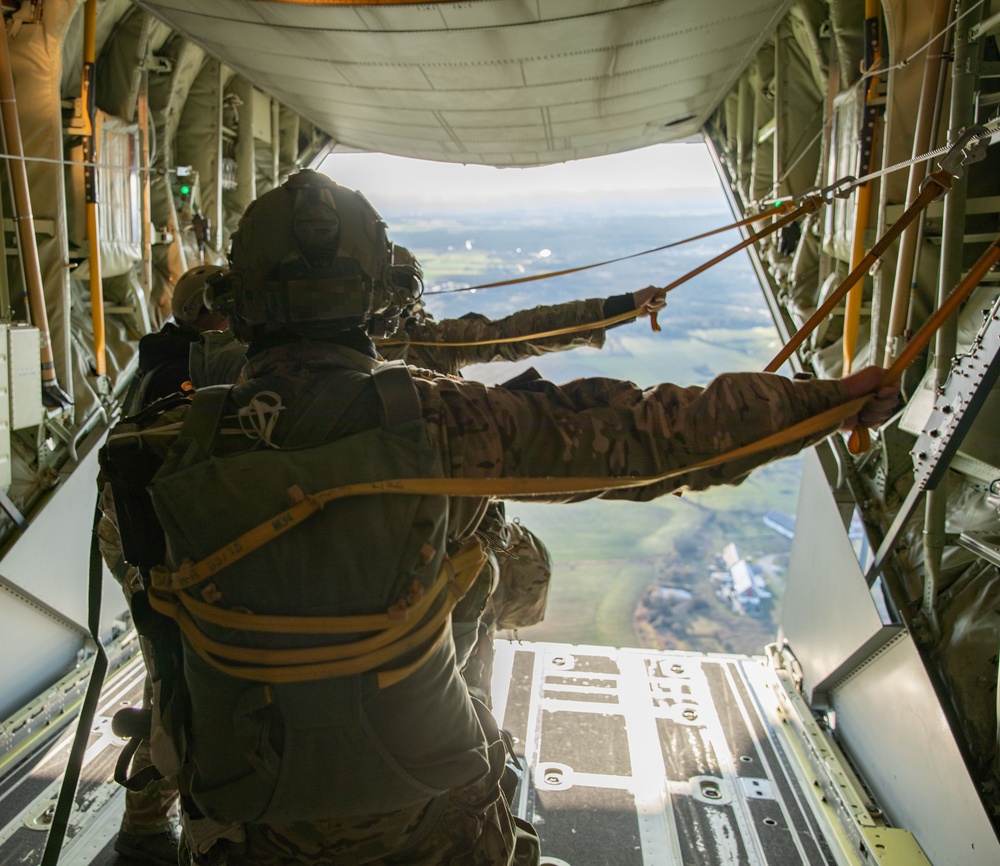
[172, 264, 226, 323]
[213, 170, 419, 335]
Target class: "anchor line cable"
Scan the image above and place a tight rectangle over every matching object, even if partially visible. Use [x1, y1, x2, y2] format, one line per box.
[422, 203, 800, 296]
[395, 199, 816, 347]
[0, 150, 185, 174]
[424, 131, 996, 300]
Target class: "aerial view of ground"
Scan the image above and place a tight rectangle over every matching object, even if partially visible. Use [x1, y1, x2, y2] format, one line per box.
[386, 198, 803, 656]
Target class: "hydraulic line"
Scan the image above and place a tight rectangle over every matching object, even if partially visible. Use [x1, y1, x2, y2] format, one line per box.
[843, 0, 884, 376]
[0, 16, 66, 401]
[82, 0, 106, 379]
[884, 0, 951, 367]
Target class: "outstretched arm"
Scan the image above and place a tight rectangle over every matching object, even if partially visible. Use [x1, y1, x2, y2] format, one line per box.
[414, 366, 898, 501]
[405, 289, 666, 374]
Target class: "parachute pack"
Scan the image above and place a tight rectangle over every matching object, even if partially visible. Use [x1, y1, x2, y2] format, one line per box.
[493, 518, 553, 630]
[101, 363, 490, 824]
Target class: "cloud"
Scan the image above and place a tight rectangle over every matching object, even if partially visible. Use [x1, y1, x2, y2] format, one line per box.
[321, 142, 722, 209]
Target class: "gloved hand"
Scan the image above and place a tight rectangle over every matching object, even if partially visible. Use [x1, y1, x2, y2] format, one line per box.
[631, 285, 667, 318]
[837, 366, 900, 431]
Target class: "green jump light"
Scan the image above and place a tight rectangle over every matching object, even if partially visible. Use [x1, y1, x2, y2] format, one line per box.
[180, 183, 191, 196]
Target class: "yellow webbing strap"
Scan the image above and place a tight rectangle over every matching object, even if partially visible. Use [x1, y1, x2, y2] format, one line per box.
[167, 598, 447, 683]
[162, 396, 862, 592]
[148, 537, 486, 686]
[376, 307, 642, 349]
[163, 560, 451, 634]
[646, 197, 823, 333]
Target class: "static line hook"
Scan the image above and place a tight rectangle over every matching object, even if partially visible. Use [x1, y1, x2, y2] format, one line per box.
[937, 124, 990, 178]
[818, 175, 858, 202]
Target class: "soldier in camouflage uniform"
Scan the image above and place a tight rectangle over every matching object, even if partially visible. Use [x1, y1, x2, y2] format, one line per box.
[376, 248, 666, 701]
[99, 264, 232, 866]
[187, 251, 666, 702]
[377, 254, 664, 376]
[101, 170, 897, 866]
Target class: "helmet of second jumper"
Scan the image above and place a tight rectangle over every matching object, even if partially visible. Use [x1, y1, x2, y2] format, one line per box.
[209, 169, 403, 338]
[172, 264, 226, 323]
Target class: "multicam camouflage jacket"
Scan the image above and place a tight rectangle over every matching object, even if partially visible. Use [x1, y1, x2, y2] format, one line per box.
[378, 295, 628, 375]
[111, 340, 849, 864]
[146, 340, 847, 542]
[188, 294, 636, 386]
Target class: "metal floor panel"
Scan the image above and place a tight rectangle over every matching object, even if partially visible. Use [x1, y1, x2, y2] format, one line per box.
[4, 643, 850, 866]
[0, 657, 144, 866]
[492, 641, 840, 866]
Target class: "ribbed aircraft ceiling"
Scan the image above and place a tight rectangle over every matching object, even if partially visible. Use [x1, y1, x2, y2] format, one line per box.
[137, 0, 792, 167]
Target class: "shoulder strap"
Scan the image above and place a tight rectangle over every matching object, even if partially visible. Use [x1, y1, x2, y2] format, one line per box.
[176, 385, 234, 459]
[372, 361, 421, 429]
[122, 367, 153, 416]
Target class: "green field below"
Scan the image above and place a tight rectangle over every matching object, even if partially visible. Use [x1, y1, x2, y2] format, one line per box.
[393, 207, 805, 655]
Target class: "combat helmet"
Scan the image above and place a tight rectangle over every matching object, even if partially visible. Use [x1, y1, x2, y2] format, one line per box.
[172, 264, 226, 323]
[206, 169, 422, 340]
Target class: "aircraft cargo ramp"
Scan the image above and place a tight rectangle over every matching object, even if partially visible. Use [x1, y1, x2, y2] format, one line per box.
[1, 640, 930, 866]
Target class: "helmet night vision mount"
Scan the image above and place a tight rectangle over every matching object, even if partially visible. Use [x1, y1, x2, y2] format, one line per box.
[206, 170, 422, 338]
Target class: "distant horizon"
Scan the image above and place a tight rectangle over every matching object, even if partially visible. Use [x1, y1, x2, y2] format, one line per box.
[320, 141, 725, 210]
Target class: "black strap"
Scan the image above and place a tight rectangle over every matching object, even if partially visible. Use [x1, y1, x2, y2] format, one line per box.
[113, 734, 162, 792]
[40, 502, 109, 866]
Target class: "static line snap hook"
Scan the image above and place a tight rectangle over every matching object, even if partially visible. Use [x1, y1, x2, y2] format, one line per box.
[937, 125, 990, 178]
[819, 175, 858, 202]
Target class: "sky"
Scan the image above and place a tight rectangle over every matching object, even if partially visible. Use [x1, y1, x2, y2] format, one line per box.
[319, 141, 724, 210]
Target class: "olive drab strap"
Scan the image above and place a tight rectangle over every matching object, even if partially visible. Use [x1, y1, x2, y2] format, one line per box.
[373, 359, 422, 427]
[176, 384, 233, 458]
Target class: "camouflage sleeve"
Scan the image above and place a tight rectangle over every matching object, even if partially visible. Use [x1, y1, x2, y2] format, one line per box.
[97, 481, 132, 590]
[412, 370, 848, 500]
[406, 297, 611, 375]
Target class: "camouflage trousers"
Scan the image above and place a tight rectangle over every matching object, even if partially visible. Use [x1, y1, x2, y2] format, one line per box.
[121, 674, 181, 834]
[237, 726, 539, 865]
